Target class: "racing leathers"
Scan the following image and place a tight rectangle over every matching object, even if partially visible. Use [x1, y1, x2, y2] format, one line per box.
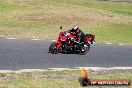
[68, 28, 86, 44]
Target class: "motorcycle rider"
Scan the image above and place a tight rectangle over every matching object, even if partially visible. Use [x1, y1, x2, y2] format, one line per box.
[68, 24, 86, 44]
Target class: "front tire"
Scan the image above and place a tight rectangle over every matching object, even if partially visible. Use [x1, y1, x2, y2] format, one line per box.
[49, 42, 59, 54]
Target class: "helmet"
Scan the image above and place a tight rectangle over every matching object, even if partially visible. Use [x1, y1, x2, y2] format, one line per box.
[72, 24, 79, 29]
[72, 24, 80, 33]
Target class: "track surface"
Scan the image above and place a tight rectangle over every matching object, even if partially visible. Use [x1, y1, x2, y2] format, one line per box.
[0, 39, 132, 70]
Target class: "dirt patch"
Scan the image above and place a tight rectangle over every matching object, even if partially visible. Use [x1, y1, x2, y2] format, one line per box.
[10, 2, 132, 26]
[33, 74, 77, 80]
[1, 76, 17, 81]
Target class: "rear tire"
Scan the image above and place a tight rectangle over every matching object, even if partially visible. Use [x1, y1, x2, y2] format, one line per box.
[49, 42, 59, 54]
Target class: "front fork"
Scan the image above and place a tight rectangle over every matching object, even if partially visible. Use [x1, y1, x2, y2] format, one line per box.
[55, 40, 62, 49]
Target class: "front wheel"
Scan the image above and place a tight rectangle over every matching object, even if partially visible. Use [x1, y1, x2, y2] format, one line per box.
[49, 42, 59, 54]
[79, 44, 90, 55]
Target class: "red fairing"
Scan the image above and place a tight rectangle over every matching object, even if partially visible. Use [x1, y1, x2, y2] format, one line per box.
[86, 37, 92, 42]
[86, 35, 95, 42]
[55, 40, 62, 49]
[55, 31, 65, 49]
[60, 36, 67, 41]
[55, 31, 78, 49]
[58, 32, 63, 37]
[67, 33, 76, 39]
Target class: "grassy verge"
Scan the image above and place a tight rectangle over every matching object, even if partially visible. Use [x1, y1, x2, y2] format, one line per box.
[0, 0, 132, 44]
[0, 70, 131, 88]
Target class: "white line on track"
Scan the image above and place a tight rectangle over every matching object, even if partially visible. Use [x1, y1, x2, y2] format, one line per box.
[4, 38, 129, 46]
[32, 39, 39, 40]
[106, 43, 112, 45]
[0, 69, 47, 73]
[119, 44, 125, 46]
[48, 68, 72, 71]
[7, 38, 18, 39]
[0, 67, 132, 73]
[76, 67, 132, 70]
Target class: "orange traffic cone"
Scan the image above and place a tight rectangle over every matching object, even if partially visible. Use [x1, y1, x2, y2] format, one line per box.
[81, 67, 88, 77]
[79, 67, 91, 86]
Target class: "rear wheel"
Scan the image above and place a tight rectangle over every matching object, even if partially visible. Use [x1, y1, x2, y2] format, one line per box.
[79, 44, 90, 55]
[49, 42, 59, 54]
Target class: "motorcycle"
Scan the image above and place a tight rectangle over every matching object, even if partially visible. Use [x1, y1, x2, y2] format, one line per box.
[49, 29, 95, 55]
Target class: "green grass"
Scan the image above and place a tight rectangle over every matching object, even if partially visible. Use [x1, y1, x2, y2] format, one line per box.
[0, 0, 132, 44]
[0, 70, 131, 88]
[95, 72, 132, 80]
[44, 0, 132, 16]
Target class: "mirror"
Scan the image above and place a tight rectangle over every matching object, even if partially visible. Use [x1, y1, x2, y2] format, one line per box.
[60, 26, 62, 29]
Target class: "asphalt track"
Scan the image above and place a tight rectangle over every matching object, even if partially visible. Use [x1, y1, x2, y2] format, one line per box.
[0, 39, 132, 70]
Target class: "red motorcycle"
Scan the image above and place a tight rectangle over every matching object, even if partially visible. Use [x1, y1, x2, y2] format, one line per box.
[49, 30, 95, 55]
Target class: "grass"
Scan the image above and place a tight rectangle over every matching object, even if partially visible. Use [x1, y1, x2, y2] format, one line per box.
[0, 70, 131, 88]
[0, 0, 132, 43]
